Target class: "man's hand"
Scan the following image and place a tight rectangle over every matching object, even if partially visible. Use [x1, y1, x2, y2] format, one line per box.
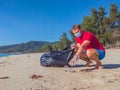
[68, 54, 80, 66]
[70, 43, 78, 49]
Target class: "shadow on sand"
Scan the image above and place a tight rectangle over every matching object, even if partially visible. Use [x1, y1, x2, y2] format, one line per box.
[75, 64, 120, 69]
[103, 64, 120, 69]
[75, 64, 120, 72]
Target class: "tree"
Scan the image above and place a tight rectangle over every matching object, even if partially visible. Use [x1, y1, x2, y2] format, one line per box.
[58, 32, 71, 50]
[82, 16, 93, 32]
[82, 7, 107, 44]
[98, 7, 107, 33]
[52, 43, 59, 51]
[40, 44, 53, 52]
[109, 4, 119, 28]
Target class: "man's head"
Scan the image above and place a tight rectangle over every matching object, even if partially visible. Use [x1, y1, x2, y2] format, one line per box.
[72, 24, 82, 37]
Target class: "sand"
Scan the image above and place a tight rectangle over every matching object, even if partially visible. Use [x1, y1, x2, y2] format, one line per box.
[0, 49, 120, 90]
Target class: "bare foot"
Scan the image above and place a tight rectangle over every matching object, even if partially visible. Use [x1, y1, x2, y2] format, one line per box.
[95, 66, 103, 69]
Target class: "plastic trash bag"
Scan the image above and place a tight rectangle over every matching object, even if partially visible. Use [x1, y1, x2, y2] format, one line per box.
[40, 49, 74, 67]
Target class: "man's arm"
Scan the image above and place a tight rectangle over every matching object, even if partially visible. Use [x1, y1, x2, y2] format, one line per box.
[68, 40, 90, 66]
[76, 40, 90, 56]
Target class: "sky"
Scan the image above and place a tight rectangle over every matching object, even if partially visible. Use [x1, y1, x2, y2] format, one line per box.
[0, 0, 120, 46]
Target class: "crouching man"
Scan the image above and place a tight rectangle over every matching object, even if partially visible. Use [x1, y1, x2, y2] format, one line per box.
[69, 24, 105, 69]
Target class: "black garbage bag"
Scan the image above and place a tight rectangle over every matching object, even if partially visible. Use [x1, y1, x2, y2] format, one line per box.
[40, 49, 74, 67]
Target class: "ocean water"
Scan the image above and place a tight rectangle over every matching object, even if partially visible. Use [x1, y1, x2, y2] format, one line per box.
[0, 53, 13, 58]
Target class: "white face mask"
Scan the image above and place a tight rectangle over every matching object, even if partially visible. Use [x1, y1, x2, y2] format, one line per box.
[74, 32, 81, 37]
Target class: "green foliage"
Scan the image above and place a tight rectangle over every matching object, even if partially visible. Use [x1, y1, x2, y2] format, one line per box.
[38, 32, 71, 52]
[82, 7, 107, 35]
[58, 32, 71, 49]
[39, 44, 53, 52]
[53, 32, 71, 50]
[52, 43, 59, 51]
[109, 4, 118, 25]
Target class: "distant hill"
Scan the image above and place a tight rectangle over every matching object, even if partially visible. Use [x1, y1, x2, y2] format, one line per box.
[0, 41, 57, 53]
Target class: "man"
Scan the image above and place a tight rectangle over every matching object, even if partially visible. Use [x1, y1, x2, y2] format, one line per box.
[69, 24, 105, 69]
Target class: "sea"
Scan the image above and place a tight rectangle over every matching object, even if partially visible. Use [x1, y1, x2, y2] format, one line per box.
[0, 53, 13, 58]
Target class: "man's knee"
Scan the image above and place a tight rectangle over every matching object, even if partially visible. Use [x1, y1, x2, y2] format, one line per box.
[86, 49, 99, 59]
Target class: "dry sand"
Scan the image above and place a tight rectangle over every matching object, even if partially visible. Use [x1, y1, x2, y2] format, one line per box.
[0, 49, 120, 90]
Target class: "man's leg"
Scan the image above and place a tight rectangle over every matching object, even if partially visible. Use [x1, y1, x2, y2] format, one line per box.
[86, 49, 103, 69]
[79, 53, 93, 67]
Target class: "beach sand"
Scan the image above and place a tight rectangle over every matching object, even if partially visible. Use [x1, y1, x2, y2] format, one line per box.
[0, 49, 120, 90]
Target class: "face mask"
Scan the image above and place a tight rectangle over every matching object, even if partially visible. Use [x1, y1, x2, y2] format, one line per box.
[74, 32, 81, 37]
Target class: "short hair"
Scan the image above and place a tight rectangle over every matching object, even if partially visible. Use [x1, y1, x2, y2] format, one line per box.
[72, 24, 81, 30]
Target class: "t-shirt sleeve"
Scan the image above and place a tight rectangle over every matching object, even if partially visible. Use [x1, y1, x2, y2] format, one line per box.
[84, 32, 93, 41]
[75, 37, 81, 43]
